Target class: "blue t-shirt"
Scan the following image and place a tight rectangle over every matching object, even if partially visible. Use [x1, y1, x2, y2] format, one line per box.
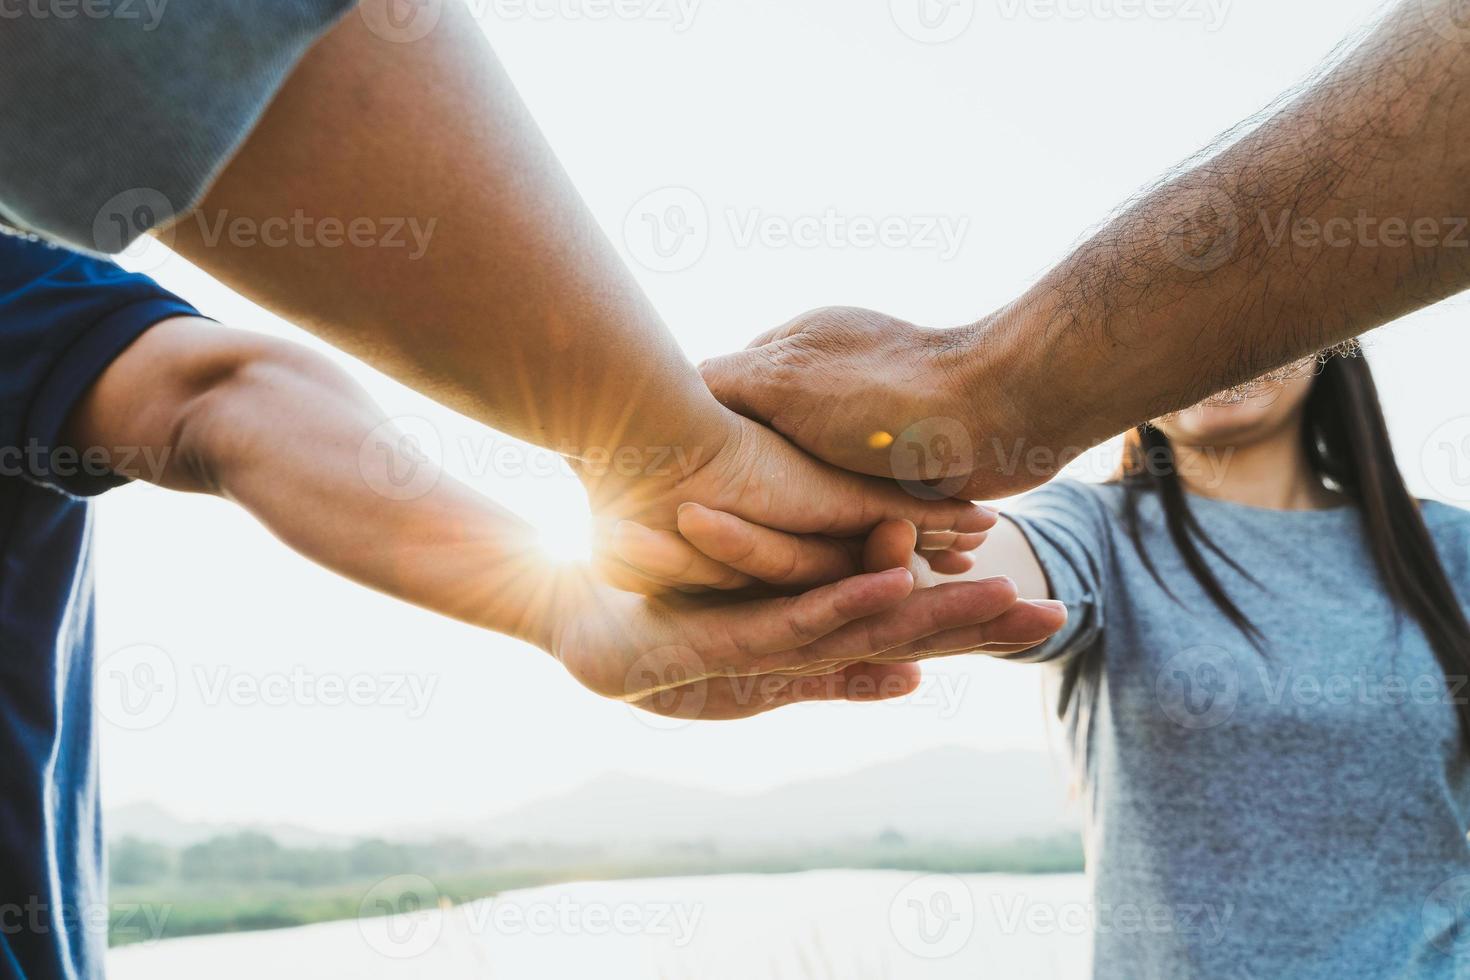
[1008, 480, 1470, 980]
[0, 232, 197, 980]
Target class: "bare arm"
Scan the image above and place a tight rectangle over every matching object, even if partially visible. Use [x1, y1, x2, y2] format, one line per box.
[62, 317, 1060, 717]
[161, 4, 987, 554]
[71, 317, 559, 647]
[702, 0, 1470, 498]
[985, 0, 1470, 453]
[168, 3, 702, 461]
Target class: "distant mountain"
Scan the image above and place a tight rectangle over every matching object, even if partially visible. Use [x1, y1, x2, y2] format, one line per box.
[425, 745, 1080, 846]
[106, 801, 357, 850]
[110, 745, 1080, 849]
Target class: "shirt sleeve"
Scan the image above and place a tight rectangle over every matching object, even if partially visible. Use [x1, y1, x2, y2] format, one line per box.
[0, 232, 201, 497]
[1002, 479, 1116, 666]
[0, 0, 356, 253]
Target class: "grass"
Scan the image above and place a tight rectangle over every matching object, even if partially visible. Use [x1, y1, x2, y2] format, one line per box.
[110, 834, 1083, 947]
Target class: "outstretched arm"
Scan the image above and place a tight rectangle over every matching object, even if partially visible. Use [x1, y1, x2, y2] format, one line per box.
[62, 317, 1062, 718]
[702, 0, 1470, 499]
[161, 3, 987, 562]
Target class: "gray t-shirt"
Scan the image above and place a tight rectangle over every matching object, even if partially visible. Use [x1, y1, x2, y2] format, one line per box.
[0, 1, 355, 252]
[1008, 480, 1470, 980]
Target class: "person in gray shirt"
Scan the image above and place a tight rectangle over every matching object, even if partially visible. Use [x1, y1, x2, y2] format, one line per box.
[620, 349, 1470, 978]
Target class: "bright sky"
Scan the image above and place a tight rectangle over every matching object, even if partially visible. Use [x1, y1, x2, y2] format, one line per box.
[99, 0, 1470, 834]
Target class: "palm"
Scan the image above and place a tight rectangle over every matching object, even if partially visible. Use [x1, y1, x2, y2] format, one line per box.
[550, 584, 924, 721]
[629, 662, 923, 721]
[547, 558, 1063, 722]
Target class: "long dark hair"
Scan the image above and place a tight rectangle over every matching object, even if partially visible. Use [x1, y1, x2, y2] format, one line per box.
[1105, 353, 1470, 745]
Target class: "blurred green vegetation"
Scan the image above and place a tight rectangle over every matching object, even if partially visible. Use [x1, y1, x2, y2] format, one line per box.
[109, 830, 1083, 946]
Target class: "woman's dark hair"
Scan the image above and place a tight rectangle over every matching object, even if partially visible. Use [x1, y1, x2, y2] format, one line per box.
[1104, 353, 1470, 745]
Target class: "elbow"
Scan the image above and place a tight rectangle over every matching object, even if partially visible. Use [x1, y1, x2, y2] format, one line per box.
[169, 331, 353, 497]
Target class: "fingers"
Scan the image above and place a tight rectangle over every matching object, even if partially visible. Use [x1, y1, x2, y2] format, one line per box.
[692, 414, 993, 541]
[924, 550, 976, 576]
[656, 507, 982, 592]
[832, 475, 996, 538]
[847, 598, 1068, 663]
[861, 519, 920, 574]
[756, 577, 1024, 670]
[613, 508, 983, 593]
[611, 521, 756, 590]
[919, 530, 987, 552]
[676, 503, 863, 587]
[592, 556, 687, 596]
[694, 567, 916, 672]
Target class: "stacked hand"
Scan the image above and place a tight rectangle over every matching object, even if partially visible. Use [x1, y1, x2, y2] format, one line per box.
[698, 308, 997, 491]
[578, 408, 993, 593]
[135, 0, 1470, 727]
[544, 554, 1058, 720]
[598, 506, 1066, 664]
[554, 365, 1067, 720]
[696, 306, 1070, 501]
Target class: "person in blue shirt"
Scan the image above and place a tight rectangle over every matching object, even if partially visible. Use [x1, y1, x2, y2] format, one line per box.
[0, 232, 1058, 979]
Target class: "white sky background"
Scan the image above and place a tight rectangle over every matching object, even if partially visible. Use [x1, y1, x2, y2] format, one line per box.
[100, 0, 1470, 833]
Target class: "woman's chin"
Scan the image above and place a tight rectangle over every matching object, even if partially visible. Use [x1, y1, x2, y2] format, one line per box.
[1163, 403, 1273, 447]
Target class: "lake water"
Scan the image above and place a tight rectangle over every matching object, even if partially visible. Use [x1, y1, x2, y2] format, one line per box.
[108, 870, 1091, 979]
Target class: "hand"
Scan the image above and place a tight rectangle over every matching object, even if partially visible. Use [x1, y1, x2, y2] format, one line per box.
[632, 660, 927, 721]
[698, 306, 1051, 501]
[541, 561, 1056, 719]
[610, 501, 983, 591]
[578, 405, 995, 594]
[606, 511, 1066, 663]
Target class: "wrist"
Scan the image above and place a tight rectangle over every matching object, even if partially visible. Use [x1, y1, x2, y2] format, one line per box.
[575, 396, 739, 512]
[942, 298, 1092, 495]
[450, 517, 584, 655]
[487, 552, 580, 655]
[933, 315, 1031, 483]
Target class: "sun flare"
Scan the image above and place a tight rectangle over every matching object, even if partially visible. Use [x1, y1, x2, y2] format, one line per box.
[534, 510, 595, 565]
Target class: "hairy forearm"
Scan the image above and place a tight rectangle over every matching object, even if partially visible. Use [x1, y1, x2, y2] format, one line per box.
[966, 0, 1470, 456]
[167, 2, 730, 465]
